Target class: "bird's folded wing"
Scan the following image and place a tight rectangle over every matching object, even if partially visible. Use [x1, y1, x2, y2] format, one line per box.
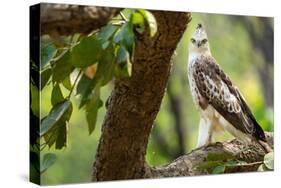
[192, 55, 261, 138]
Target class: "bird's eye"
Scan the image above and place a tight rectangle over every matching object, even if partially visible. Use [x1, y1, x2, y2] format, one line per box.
[202, 39, 208, 44]
[190, 38, 196, 43]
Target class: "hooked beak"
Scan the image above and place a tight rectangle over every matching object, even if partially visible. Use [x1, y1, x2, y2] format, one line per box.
[197, 41, 201, 48]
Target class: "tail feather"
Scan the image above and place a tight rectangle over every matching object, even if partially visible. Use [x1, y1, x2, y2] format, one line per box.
[239, 93, 266, 142]
[251, 116, 266, 142]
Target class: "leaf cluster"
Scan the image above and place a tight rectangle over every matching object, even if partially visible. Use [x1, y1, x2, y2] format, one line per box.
[195, 150, 274, 174]
[30, 9, 158, 173]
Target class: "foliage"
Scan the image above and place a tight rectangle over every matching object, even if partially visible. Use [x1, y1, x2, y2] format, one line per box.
[258, 152, 274, 171]
[30, 9, 157, 175]
[31, 11, 273, 184]
[195, 151, 274, 174]
[41, 153, 57, 173]
[195, 151, 255, 174]
[195, 151, 239, 174]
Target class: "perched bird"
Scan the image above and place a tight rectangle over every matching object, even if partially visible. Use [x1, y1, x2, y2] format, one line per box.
[187, 23, 271, 152]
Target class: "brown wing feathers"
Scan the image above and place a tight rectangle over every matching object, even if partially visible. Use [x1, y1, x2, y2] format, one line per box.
[193, 55, 266, 141]
[238, 92, 266, 141]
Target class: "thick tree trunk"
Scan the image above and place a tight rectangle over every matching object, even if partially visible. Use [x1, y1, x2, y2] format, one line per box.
[40, 3, 121, 36]
[93, 11, 192, 181]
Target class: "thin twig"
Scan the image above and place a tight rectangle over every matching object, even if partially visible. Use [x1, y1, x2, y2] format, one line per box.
[232, 161, 263, 167]
[40, 142, 48, 151]
[112, 22, 125, 26]
[119, 12, 128, 22]
[111, 18, 125, 21]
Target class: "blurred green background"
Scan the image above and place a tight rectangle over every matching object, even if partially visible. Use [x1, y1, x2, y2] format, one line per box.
[40, 12, 273, 185]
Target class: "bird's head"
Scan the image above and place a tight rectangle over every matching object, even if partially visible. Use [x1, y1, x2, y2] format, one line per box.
[189, 23, 211, 54]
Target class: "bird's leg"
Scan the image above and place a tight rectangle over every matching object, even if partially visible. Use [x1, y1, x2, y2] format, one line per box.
[196, 118, 213, 148]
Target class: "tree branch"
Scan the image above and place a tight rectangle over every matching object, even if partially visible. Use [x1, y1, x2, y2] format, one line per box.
[93, 11, 192, 181]
[144, 132, 273, 178]
[40, 3, 121, 36]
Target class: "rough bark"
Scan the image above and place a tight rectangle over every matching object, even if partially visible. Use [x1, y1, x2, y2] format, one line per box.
[40, 3, 121, 36]
[93, 11, 192, 181]
[144, 132, 273, 178]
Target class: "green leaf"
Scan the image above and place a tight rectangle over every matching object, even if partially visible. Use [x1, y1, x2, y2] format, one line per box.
[40, 68, 52, 90]
[55, 123, 67, 149]
[257, 164, 268, 172]
[96, 49, 115, 85]
[264, 152, 274, 170]
[132, 12, 145, 34]
[113, 24, 126, 44]
[195, 161, 224, 170]
[85, 84, 103, 135]
[71, 36, 102, 68]
[41, 153, 57, 173]
[43, 103, 72, 149]
[62, 76, 72, 90]
[98, 24, 118, 43]
[76, 74, 97, 108]
[62, 100, 73, 122]
[127, 61, 132, 77]
[123, 32, 134, 59]
[40, 100, 71, 136]
[139, 10, 158, 37]
[113, 22, 134, 58]
[51, 84, 64, 106]
[212, 165, 225, 174]
[114, 63, 131, 79]
[31, 61, 40, 89]
[76, 47, 115, 108]
[53, 50, 74, 83]
[43, 126, 57, 148]
[102, 41, 110, 50]
[41, 43, 57, 70]
[116, 46, 128, 64]
[206, 151, 235, 161]
[31, 84, 40, 117]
